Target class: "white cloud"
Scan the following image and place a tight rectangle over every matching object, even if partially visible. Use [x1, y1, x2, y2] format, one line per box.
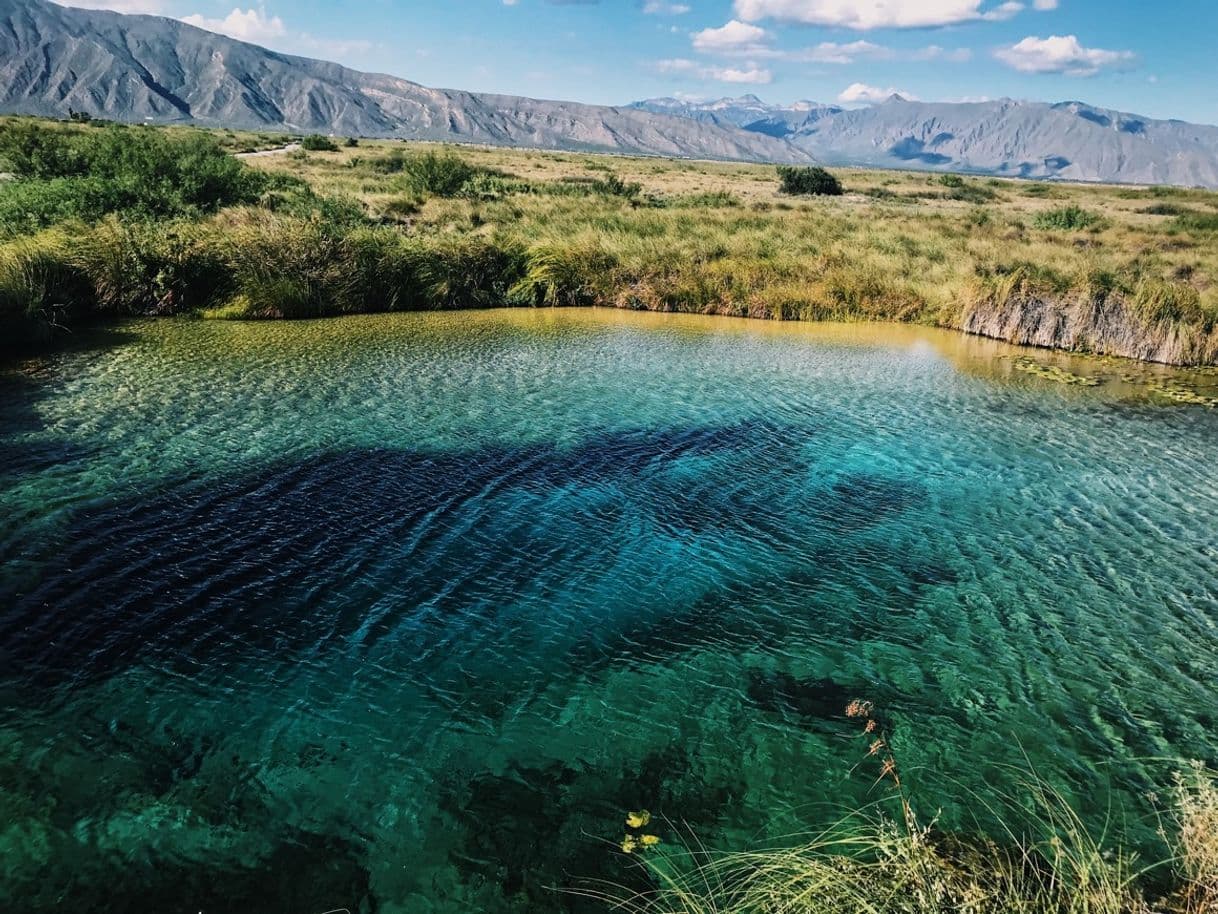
[178, 5, 372, 59]
[714, 65, 773, 83]
[655, 58, 772, 84]
[795, 39, 884, 63]
[784, 40, 971, 64]
[733, 0, 1027, 29]
[643, 1, 691, 13]
[1033, 0, 1058, 8]
[691, 20, 770, 53]
[994, 35, 1136, 76]
[182, 7, 286, 44]
[837, 82, 917, 103]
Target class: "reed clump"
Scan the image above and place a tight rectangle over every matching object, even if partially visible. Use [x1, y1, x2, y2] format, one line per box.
[586, 702, 1218, 914]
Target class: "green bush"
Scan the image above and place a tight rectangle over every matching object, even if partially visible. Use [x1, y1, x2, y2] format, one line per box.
[1033, 205, 1103, 231]
[68, 217, 231, 315]
[777, 165, 844, 196]
[301, 134, 339, 152]
[1174, 212, 1218, 233]
[0, 231, 94, 347]
[0, 123, 267, 231]
[939, 174, 965, 188]
[370, 150, 480, 196]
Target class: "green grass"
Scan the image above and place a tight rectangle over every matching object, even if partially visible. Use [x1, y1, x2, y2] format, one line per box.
[2, 118, 1217, 365]
[1033, 205, 1105, 231]
[584, 706, 1218, 914]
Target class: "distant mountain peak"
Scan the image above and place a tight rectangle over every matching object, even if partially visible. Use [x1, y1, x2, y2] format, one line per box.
[632, 91, 1218, 187]
[0, 0, 811, 164]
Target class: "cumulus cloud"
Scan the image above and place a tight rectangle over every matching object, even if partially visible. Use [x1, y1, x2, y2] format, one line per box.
[691, 20, 770, 54]
[837, 82, 917, 103]
[732, 0, 1026, 29]
[687, 24, 971, 66]
[656, 58, 773, 84]
[182, 7, 286, 44]
[994, 35, 1136, 76]
[177, 5, 372, 58]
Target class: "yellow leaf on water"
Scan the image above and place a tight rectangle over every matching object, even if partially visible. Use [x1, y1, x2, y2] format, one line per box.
[625, 810, 651, 829]
[640, 834, 661, 847]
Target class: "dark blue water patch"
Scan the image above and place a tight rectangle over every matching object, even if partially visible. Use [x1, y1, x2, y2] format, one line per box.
[1, 420, 844, 688]
[744, 670, 857, 727]
[13, 827, 374, 914]
[435, 743, 747, 914]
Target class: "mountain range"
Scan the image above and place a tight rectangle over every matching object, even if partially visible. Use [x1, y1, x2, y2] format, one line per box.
[633, 94, 1218, 187]
[2, 0, 1217, 187]
[0, 0, 809, 163]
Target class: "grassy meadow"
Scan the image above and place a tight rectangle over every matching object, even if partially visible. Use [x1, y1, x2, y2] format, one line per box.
[2, 116, 1218, 367]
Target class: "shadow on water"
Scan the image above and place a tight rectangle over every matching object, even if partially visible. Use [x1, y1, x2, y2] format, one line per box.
[0, 419, 949, 913]
[1, 419, 931, 691]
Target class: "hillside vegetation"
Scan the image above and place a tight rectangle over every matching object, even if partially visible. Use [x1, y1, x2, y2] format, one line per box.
[2, 118, 1217, 366]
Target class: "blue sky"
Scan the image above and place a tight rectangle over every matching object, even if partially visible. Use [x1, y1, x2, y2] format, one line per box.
[64, 1, 1218, 123]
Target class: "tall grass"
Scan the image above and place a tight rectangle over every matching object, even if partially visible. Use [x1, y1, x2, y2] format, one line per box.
[581, 704, 1217, 914]
[0, 230, 92, 347]
[2, 119, 1217, 366]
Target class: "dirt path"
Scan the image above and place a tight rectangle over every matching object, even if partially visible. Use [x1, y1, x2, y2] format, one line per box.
[235, 143, 301, 159]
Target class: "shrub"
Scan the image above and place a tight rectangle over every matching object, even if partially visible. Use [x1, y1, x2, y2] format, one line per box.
[777, 165, 844, 196]
[413, 236, 527, 309]
[301, 134, 340, 152]
[675, 191, 742, 208]
[343, 137, 359, 148]
[939, 174, 965, 188]
[0, 231, 93, 346]
[590, 174, 643, 200]
[1033, 205, 1103, 231]
[398, 151, 477, 196]
[0, 123, 267, 230]
[68, 217, 230, 315]
[1142, 203, 1196, 217]
[1174, 212, 1218, 233]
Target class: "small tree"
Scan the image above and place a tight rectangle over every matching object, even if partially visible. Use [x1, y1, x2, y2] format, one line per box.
[777, 165, 843, 196]
[301, 134, 339, 152]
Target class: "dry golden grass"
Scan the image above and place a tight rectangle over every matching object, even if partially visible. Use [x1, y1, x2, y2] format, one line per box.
[247, 139, 1218, 342]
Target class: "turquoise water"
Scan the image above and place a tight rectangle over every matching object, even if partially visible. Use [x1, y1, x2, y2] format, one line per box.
[1, 309, 1216, 914]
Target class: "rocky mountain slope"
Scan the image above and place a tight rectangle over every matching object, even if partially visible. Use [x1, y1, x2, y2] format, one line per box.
[629, 95, 843, 138]
[633, 94, 1218, 187]
[0, 0, 811, 163]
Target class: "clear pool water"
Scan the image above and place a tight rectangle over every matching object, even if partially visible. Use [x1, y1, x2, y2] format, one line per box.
[1, 310, 1216, 913]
